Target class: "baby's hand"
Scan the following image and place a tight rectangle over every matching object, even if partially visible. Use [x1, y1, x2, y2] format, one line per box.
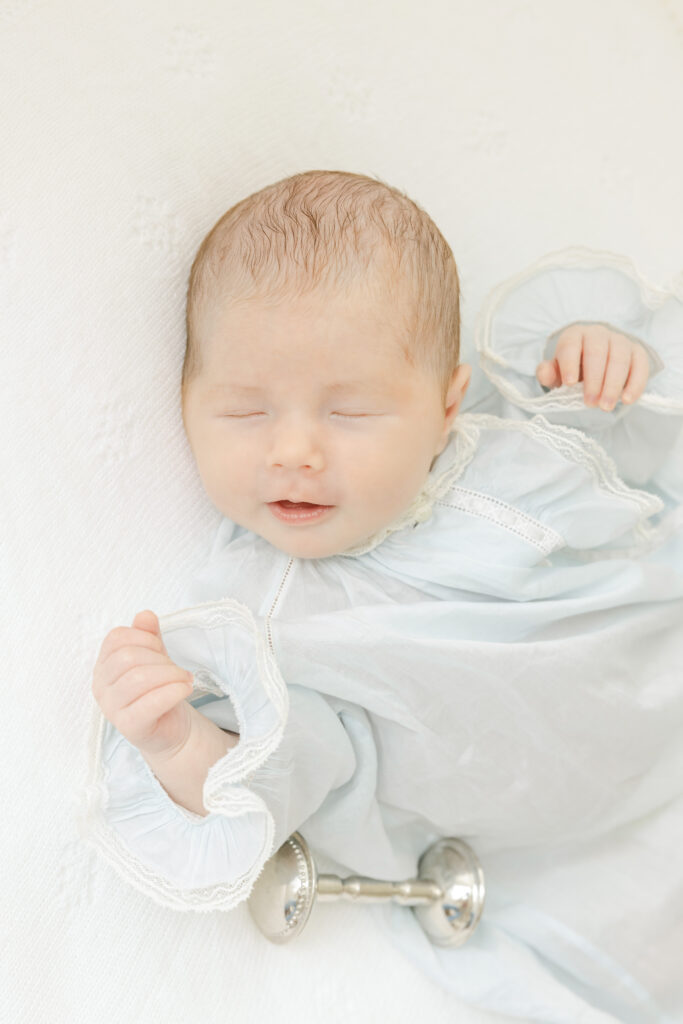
[92, 609, 195, 760]
[535, 323, 650, 410]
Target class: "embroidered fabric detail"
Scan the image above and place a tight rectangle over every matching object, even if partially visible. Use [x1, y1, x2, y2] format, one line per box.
[77, 598, 290, 910]
[435, 486, 565, 556]
[265, 556, 296, 658]
[475, 246, 683, 416]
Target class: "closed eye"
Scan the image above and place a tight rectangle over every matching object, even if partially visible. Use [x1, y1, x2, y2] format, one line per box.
[220, 412, 375, 419]
[332, 412, 373, 418]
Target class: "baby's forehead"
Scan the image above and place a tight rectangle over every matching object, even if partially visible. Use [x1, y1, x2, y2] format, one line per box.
[202, 282, 409, 346]
[194, 265, 420, 382]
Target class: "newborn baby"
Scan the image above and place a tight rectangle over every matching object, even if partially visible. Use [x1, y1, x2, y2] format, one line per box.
[83, 170, 683, 1024]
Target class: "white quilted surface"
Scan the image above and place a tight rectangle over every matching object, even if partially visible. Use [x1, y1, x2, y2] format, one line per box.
[2, 1, 682, 1022]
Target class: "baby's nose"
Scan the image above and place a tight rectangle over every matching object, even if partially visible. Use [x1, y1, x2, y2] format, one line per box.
[268, 424, 325, 471]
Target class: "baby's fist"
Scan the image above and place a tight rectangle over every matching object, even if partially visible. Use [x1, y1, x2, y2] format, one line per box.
[91, 609, 195, 760]
[536, 323, 651, 410]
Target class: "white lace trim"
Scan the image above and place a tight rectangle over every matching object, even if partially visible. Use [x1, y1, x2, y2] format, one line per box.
[475, 246, 683, 416]
[77, 598, 290, 911]
[474, 413, 664, 540]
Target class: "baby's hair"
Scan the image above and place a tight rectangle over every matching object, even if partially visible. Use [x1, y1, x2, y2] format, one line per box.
[182, 169, 462, 410]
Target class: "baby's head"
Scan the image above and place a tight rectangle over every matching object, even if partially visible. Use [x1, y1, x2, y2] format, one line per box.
[181, 169, 471, 560]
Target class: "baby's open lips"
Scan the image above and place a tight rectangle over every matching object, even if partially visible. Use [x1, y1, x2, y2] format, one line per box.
[268, 500, 337, 523]
[269, 498, 335, 506]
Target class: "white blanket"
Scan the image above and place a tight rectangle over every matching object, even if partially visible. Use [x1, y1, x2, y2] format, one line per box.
[3, 2, 682, 1022]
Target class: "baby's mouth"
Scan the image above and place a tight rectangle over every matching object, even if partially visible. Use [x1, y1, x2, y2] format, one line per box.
[268, 500, 336, 523]
[278, 500, 327, 508]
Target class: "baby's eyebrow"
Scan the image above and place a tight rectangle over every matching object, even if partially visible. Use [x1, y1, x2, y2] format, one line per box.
[208, 379, 387, 395]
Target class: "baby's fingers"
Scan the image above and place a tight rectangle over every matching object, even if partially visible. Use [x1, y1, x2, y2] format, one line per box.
[114, 675, 193, 749]
[538, 326, 583, 389]
[536, 357, 562, 388]
[95, 661, 193, 713]
[580, 332, 611, 405]
[621, 344, 650, 404]
[552, 328, 584, 386]
[593, 339, 633, 410]
[95, 625, 162, 668]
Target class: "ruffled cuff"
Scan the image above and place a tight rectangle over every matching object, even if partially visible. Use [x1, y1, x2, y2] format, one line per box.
[474, 247, 683, 488]
[76, 598, 355, 912]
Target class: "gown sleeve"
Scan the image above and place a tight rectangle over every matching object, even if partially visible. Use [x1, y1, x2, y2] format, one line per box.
[76, 597, 361, 912]
[474, 247, 683, 496]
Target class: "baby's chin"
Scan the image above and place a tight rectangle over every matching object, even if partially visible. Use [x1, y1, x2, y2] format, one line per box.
[218, 502, 385, 559]
[268, 534, 354, 560]
[264, 520, 375, 560]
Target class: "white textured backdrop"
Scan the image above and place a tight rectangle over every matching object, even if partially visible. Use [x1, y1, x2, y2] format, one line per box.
[2, 1, 681, 1022]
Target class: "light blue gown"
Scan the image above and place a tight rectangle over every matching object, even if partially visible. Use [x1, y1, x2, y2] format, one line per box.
[78, 248, 683, 1024]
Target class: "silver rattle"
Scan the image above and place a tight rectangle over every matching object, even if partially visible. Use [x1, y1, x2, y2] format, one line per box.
[248, 831, 485, 947]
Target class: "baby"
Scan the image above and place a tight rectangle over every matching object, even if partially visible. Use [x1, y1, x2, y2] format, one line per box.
[92, 169, 652, 813]
[86, 170, 683, 1023]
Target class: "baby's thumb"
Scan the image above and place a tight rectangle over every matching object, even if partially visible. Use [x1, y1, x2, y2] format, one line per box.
[536, 358, 561, 388]
[133, 609, 168, 653]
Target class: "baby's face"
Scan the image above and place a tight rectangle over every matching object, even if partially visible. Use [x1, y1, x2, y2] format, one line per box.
[183, 285, 470, 559]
